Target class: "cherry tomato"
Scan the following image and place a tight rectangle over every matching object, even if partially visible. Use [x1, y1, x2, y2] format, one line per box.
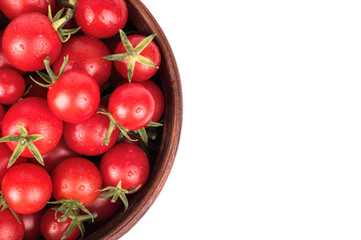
[0, 0, 55, 20]
[47, 69, 100, 123]
[74, 0, 128, 39]
[0, 68, 25, 105]
[2, 163, 52, 214]
[2, 97, 63, 158]
[28, 137, 80, 175]
[52, 35, 112, 87]
[2, 12, 62, 72]
[84, 190, 121, 222]
[0, 142, 27, 188]
[100, 143, 150, 191]
[0, 208, 25, 240]
[108, 83, 155, 130]
[40, 208, 80, 240]
[52, 157, 102, 206]
[21, 209, 45, 240]
[114, 34, 161, 82]
[63, 110, 120, 156]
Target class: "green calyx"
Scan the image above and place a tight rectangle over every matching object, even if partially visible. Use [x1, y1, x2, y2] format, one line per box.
[99, 181, 142, 211]
[30, 55, 69, 88]
[48, 4, 80, 42]
[102, 29, 159, 82]
[48, 199, 97, 240]
[0, 125, 44, 168]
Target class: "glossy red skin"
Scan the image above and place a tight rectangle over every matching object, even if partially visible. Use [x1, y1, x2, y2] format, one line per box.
[0, 30, 19, 72]
[2, 163, 52, 214]
[114, 34, 161, 82]
[85, 190, 121, 222]
[2, 97, 63, 157]
[108, 83, 155, 130]
[0, 0, 55, 20]
[100, 143, 150, 191]
[0, 208, 25, 240]
[28, 137, 80, 175]
[21, 209, 45, 240]
[74, 0, 128, 39]
[0, 142, 27, 189]
[0, 68, 25, 105]
[63, 110, 120, 156]
[40, 208, 80, 240]
[52, 35, 112, 87]
[47, 69, 100, 123]
[2, 12, 62, 72]
[0, 104, 4, 129]
[121, 80, 164, 122]
[52, 157, 102, 206]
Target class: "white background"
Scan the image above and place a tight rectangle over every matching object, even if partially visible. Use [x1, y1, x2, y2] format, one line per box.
[123, 1, 361, 240]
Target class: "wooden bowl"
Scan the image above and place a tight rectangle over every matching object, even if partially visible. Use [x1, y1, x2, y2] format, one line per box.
[83, 0, 182, 239]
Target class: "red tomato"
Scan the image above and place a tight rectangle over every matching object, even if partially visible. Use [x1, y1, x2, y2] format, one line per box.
[21, 209, 45, 240]
[0, 104, 4, 129]
[40, 208, 80, 240]
[2, 12, 62, 71]
[84, 190, 121, 222]
[52, 157, 102, 206]
[113, 34, 161, 82]
[2, 163, 52, 214]
[28, 137, 80, 175]
[0, 0, 55, 20]
[74, 0, 128, 39]
[2, 97, 63, 158]
[63, 110, 120, 156]
[0, 208, 25, 240]
[108, 83, 155, 130]
[100, 143, 150, 191]
[0, 142, 27, 188]
[52, 35, 112, 87]
[0, 68, 25, 105]
[47, 69, 100, 123]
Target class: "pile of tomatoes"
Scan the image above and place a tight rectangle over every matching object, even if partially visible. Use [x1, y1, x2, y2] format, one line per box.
[0, 0, 165, 239]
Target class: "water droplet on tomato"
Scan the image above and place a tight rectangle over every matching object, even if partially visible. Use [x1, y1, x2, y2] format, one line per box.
[79, 185, 85, 191]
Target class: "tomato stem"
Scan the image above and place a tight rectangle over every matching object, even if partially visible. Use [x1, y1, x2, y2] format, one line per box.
[0, 125, 44, 168]
[49, 4, 80, 42]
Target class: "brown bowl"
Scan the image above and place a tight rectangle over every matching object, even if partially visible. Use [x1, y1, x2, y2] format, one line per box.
[83, 0, 182, 239]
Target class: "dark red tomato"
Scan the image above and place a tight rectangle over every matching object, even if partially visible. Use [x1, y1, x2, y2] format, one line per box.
[74, 0, 128, 39]
[21, 209, 45, 240]
[52, 35, 112, 87]
[108, 83, 155, 130]
[84, 190, 121, 222]
[28, 137, 80, 175]
[0, 142, 27, 188]
[0, 0, 55, 20]
[24, 74, 48, 99]
[100, 143, 150, 191]
[2, 97, 63, 157]
[0, 30, 19, 72]
[47, 69, 100, 123]
[63, 110, 120, 156]
[114, 34, 161, 82]
[2, 163, 52, 214]
[0, 68, 25, 105]
[52, 157, 102, 206]
[2, 12, 62, 72]
[0, 208, 25, 240]
[0, 104, 4, 129]
[40, 208, 80, 240]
